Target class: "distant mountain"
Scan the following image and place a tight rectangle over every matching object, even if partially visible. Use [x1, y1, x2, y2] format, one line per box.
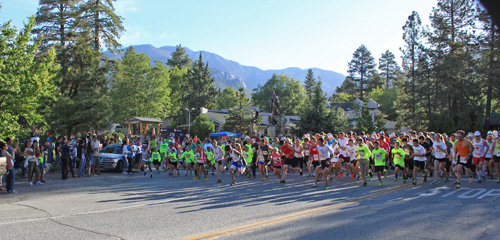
[105, 44, 345, 95]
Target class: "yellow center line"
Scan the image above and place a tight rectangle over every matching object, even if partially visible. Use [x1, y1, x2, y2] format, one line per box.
[180, 183, 415, 240]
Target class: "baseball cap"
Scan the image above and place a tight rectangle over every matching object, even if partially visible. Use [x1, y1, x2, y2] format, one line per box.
[467, 133, 473, 137]
[380, 131, 385, 135]
[494, 132, 499, 138]
[474, 131, 481, 136]
[487, 131, 492, 135]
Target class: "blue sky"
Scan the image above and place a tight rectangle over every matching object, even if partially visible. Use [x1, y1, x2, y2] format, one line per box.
[2, 0, 437, 73]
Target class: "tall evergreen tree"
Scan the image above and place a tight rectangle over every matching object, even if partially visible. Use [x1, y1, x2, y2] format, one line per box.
[347, 44, 376, 99]
[185, 53, 218, 117]
[378, 50, 400, 88]
[223, 88, 252, 134]
[167, 44, 191, 69]
[303, 69, 316, 101]
[78, 0, 124, 52]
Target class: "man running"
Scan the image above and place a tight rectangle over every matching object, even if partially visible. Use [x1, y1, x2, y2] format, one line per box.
[314, 138, 334, 190]
[357, 137, 371, 186]
[452, 130, 474, 189]
[280, 138, 296, 184]
[472, 131, 489, 183]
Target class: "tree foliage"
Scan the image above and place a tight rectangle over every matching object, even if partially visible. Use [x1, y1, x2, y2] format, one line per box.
[167, 44, 191, 69]
[223, 88, 252, 134]
[378, 50, 401, 88]
[0, 16, 58, 139]
[184, 53, 218, 118]
[190, 114, 215, 139]
[303, 69, 316, 101]
[347, 44, 376, 99]
[251, 73, 306, 116]
[216, 87, 238, 110]
[110, 46, 171, 123]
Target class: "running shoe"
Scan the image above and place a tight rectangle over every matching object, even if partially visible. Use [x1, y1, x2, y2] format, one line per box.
[368, 170, 373, 178]
[150, 174, 153, 178]
[469, 177, 473, 184]
[455, 184, 461, 189]
[312, 182, 318, 187]
[279, 180, 286, 184]
[482, 175, 486, 182]
[230, 182, 236, 186]
[324, 186, 329, 190]
[307, 174, 312, 177]
[378, 182, 383, 187]
[337, 173, 344, 178]
[403, 178, 406, 184]
[193, 177, 199, 180]
[144, 171, 147, 176]
[363, 182, 367, 186]
[394, 177, 397, 182]
[8, 190, 18, 194]
[41, 180, 46, 183]
[383, 170, 387, 178]
[445, 177, 449, 183]
[478, 179, 482, 183]
[217, 179, 222, 183]
[412, 180, 417, 185]
[300, 170, 303, 176]
[36, 181, 43, 185]
[261, 178, 266, 181]
[351, 174, 355, 179]
[432, 180, 438, 184]
[497, 179, 500, 183]
[205, 177, 208, 182]
[312, 174, 315, 177]
[29, 182, 33, 186]
[423, 175, 427, 183]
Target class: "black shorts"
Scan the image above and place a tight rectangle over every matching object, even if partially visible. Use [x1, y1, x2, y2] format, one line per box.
[170, 161, 178, 167]
[395, 164, 404, 169]
[457, 155, 473, 169]
[274, 165, 281, 169]
[493, 156, 500, 163]
[484, 157, 491, 161]
[435, 158, 447, 163]
[312, 161, 320, 169]
[284, 158, 298, 168]
[304, 156, 309, 162]
[369, 159, 374, 165]
[153, 160, 161, 166]
[350, 159, 357, 166]
[414, 160, 425, 170]
[405, 158, 414, 170]
[320, 160, 329, 169]
[375, 166, 385, 173]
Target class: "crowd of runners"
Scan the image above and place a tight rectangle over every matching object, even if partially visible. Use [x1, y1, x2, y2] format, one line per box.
[129, 129, 500, 190]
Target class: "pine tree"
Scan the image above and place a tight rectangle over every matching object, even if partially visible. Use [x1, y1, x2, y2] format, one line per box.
[167, 44, 191, 69]
[216, 87, 239, 110]
[378, 50, 400, 88]
[347, 44, 376, 99]
[223, 88, 252, 135]
[185, 53, 218, 117]
[303, 69, 316, 101]
[78, 0, 124, 52]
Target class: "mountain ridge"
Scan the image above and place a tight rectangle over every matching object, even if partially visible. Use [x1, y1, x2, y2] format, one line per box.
[105, 44, 345, 94]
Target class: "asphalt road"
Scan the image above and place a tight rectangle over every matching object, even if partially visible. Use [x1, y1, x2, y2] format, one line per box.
[1, 168, 499, 240]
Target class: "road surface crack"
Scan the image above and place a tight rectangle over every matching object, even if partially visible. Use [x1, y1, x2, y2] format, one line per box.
[11, 203, 125, 240]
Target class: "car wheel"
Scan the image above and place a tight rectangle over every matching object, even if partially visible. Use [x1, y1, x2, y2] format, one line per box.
[116, 160, 123, 173]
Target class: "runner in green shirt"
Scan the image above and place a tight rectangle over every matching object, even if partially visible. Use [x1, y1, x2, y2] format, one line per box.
[372, 141, 388, 186]
[356, 138, 371, 186]
[391, 141, 407, 183]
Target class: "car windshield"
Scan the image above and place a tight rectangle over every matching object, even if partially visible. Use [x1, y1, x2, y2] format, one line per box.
[100, 145, 123, 154]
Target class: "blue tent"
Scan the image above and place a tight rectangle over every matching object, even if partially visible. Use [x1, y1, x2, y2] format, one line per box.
[209, 131, 242, 137]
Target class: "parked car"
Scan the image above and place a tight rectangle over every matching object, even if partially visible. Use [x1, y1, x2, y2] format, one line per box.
[99, 144, 125, 173]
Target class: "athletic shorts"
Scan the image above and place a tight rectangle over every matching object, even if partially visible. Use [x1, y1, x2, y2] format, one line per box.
[375, 166, 385, 173]
[339, 155, 350, 163]
[414, 160, 425, 170]
[274, 165, 282, 169]
[153, 160, 161, 166]
[312, 161, 320, 169]
[405, 158, 414, 170]
[285, 158, 298, 168]
[457, 155, 473, 169]
[304, 156, 309, 162]
[170, 161, 178, 167]
[484, 158, 491, 161]
[358, 159, 369, 173]
[369, 159, 374, 165]
[350, 159, 358, 166]
[330, 157, 339, 163]
[472, 156, 485, 165]
[230, 161, 238, 170]
[395, 164, 404, 169]
[493, 155, 500, 163]
[320, 160, 329, 169]
[426, 155, 433, 166]
[435, 158, 447, 163]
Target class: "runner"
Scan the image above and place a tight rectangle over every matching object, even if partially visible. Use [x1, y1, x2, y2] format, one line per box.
[484, 133, 494, 180]
[302, 137, 311, 176]
[309, 138, 320, 179]
[227, 144, 243, 186]
[452, 130, 474, 189]
[213, 140, 225, 183]
[372, 141, 388, 187]
[151, 147, 161, 175]
[293, 139, 304, 176]
[242, 143, 253, 180]
[271, 148, 282, 180]
[356, 137, 371, 186]
[432, 133, 448, 184]
[337, 132, 350, 177]
[142, 143, 153, 178]
[472, 131, 489, 183]
[194, 144, 207, 181]
[314, 138, 334, 190]
[391, 141, 406, 183]
[412, 139, 427, 185]
[257, 139, 270, 181]
[347, 138, 358, 179]
[280, 138, 296, 184]
[168, 142, 179, 176]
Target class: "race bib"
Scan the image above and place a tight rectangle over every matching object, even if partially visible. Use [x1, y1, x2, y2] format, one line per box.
[314, 155, 319, 161]
[320, 154, 326, 160]
[394, 154, 401, 161]
[304, 150, 310, 155]
[404, 149, 410, 155]
[258, 156, 264, 161]
[497, 150, 500, 157]
[360, 152, 365, 158]
[262, 151, 268, 155]
[243, 153, 248, 158]
[375, 153, 382, 159]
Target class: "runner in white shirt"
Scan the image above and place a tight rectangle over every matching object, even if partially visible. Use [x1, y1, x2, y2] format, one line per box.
[432, 134, 448, 184]
[346, 138, 358, 179]
[336, 132, 349, 177]
[315, 138, 334, 190]
[411, 139, 427, 185]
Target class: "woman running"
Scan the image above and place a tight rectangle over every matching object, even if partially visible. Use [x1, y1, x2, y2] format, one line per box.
[271, 148, 282, 180]
[228, 144, 243, 186]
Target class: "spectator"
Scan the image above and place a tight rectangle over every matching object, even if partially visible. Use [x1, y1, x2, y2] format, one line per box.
[61, 138, 71, 180]
[1, 141, 16, 193]
[92, 135, 101, 175]
[25, 141, 42, 186]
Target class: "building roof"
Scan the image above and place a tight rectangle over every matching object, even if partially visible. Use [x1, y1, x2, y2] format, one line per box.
[125, 117, 163, 124]
[205, 112, 227, 125]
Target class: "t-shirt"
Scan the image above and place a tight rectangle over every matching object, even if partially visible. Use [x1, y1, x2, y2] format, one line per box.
[309, 144, 320, 161]
[337, 138, 349, 156]
[317, 144, 334, 160]
[422, 141, 431, 157]
[357, 145, 371, 160]
[372, 148, 387, 166]
[433, 141, 447, 159]
[391, 148, 405, 166]
[413, 145, 426, 161]
[281, 144, 294, 159]
[347, 145, 357, 160]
